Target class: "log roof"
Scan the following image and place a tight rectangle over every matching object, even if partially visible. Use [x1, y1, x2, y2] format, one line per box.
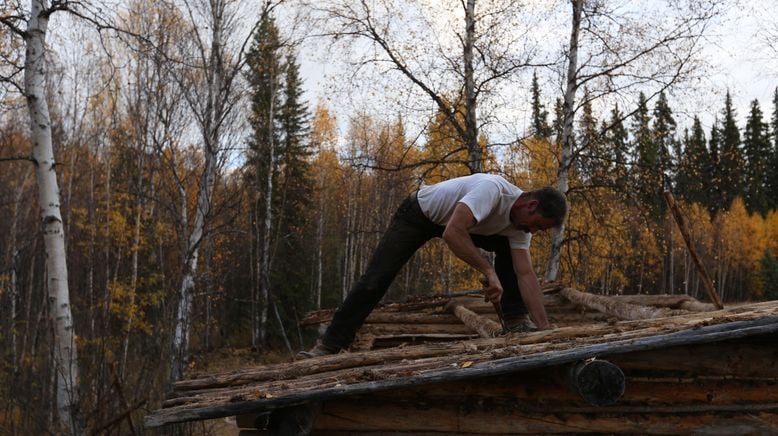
[144, 287, 778, 428]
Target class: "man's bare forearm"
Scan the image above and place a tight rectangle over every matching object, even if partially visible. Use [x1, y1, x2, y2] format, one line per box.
[517, 272, 550, 329]
[442, 226, 496, 279]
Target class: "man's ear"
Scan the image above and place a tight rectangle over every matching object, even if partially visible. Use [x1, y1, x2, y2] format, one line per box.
[527, 199, 540, 213]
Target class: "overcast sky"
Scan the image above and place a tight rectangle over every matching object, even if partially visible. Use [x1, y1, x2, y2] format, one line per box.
[295, 0, 777, 144]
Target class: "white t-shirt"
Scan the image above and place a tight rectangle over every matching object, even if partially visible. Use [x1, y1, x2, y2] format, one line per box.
[417, 174, 532, 249]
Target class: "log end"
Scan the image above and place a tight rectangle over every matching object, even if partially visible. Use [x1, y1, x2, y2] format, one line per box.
[569, 359, 625, 406]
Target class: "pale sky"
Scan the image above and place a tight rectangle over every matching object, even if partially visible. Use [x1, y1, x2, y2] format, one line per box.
[295, 1, 777, 145]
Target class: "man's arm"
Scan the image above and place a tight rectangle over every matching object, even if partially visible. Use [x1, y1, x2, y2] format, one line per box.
[442, 203, 502, 303]
[511, 248, 552, 330]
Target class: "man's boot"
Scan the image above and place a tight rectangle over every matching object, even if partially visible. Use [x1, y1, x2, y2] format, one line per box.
[296, 341, 341, 359]
[502, 314, 537, 334]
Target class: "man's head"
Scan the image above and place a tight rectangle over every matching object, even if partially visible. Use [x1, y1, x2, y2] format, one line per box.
[510, 187, 567, 234]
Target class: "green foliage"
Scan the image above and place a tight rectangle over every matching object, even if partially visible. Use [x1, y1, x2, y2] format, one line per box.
[718, 91, 745, 208]
[760, 250, 778, 301]
[530, 72, 552, 139]
[743, 99, 771, 215]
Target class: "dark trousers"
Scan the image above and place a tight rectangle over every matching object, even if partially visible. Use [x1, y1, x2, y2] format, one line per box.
[322, 193, 528, 349]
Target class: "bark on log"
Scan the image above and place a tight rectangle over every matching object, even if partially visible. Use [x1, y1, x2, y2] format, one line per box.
[560, 287, 688, 320]
[448, 303, 502, 338]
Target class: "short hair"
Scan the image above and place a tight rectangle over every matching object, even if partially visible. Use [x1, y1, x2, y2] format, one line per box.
[527, 187, 567, 227]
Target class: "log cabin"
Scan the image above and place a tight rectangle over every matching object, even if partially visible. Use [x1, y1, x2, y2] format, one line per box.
[145, 285, 778, 434]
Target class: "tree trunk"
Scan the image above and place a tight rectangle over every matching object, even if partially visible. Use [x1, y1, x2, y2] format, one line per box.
[546, 0, 583, 282]
[24, 1, 81, 432]
[463, 0, 481, 173]
[258, 69, 276, 349]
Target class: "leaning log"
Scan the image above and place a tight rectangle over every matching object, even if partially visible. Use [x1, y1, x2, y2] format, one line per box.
[559, 288, 688, 320]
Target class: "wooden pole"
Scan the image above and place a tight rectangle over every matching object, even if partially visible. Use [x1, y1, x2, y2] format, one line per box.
[663, 192, 724, 309]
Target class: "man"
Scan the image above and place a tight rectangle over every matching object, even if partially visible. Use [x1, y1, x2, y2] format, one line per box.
[299, 173, 567, 358]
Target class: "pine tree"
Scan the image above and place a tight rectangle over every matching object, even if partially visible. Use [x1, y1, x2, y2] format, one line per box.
[718, 91, 744, 209]
[530, 72, 552, 139]
[675, 116, 709, 206]
[743, 99, 770, 215]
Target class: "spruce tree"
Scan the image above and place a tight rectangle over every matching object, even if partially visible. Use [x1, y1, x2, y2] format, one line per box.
[652, 91, 676, 195]
[578, 90, 602, 182]
[530, 72, 552, 139]
[718, 91, 744, 209]
[769, 88, 778, 210]
[607, 103, 630, 191]
[632, 92, 660, 219]
[743, 99, 770, 215]
[707, 121, 722, 214]
[675, 117, 709, 206]
[272, 51, 313, 319]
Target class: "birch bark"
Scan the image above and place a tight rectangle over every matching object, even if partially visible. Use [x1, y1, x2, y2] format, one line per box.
[23, 0, 81, 432]
[545, 0, 582, 283]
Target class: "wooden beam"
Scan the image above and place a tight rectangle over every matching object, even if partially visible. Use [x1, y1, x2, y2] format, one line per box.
[664, 191, 724, 309]
[559, 287, 688, 320]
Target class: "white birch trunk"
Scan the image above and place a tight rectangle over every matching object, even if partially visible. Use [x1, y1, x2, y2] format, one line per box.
[170, 0, 224, 382]
[545, 0, 582, 283]
[24, 1, 80, 432]
[463, 0, 481, 173]
[258, 86, 275, 347]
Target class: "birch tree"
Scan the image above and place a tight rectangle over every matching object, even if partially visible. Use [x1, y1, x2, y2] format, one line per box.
[0, 1, 82, 432]
[545, 0, 721, 282]
[167, 0, 256, 383]
[311, 0, 550, 173]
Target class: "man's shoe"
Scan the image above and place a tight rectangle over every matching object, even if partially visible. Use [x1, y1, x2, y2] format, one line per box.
[296, 342, 341, 359]
[502, 315, 537, 334]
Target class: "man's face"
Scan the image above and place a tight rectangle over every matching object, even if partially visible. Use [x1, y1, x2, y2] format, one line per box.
[512, 201, 556, 234]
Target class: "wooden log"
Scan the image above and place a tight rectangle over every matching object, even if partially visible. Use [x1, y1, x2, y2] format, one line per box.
[314, 398, 778, 434]
[357, 323, 476, 336]
[664, 192, 724, 309]
[563, 359, 624, 406]
[145, 317, 778, 427]
[448, 303, 502, 338]
[559, 287, 688, 320]
[177, 301, 778, 392]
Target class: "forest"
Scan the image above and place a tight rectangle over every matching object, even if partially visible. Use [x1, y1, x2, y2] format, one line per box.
[1, 0, 778, 434]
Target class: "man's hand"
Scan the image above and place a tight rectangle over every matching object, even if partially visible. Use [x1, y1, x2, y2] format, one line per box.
[480, 274, 503, 303]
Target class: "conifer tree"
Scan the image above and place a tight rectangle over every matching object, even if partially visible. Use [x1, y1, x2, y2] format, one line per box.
[675, 116, 709, 206]
[245, 12, 282, 348]
[632, 92, 661, 218]
[530, 72, 552, 139]
[743, 99, 770, 215]
[606, 103, 630, 191]
[718, 91, 744, 208]
[652, 91, 676, 195]
[272, 52, 313, 323]
[577, 90, 603, 182]
[707, 121, 722, 213]
[769, 88, 778, 210]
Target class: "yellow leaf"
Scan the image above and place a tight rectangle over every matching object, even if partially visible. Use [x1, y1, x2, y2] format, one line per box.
[461, 361, 473, 368]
